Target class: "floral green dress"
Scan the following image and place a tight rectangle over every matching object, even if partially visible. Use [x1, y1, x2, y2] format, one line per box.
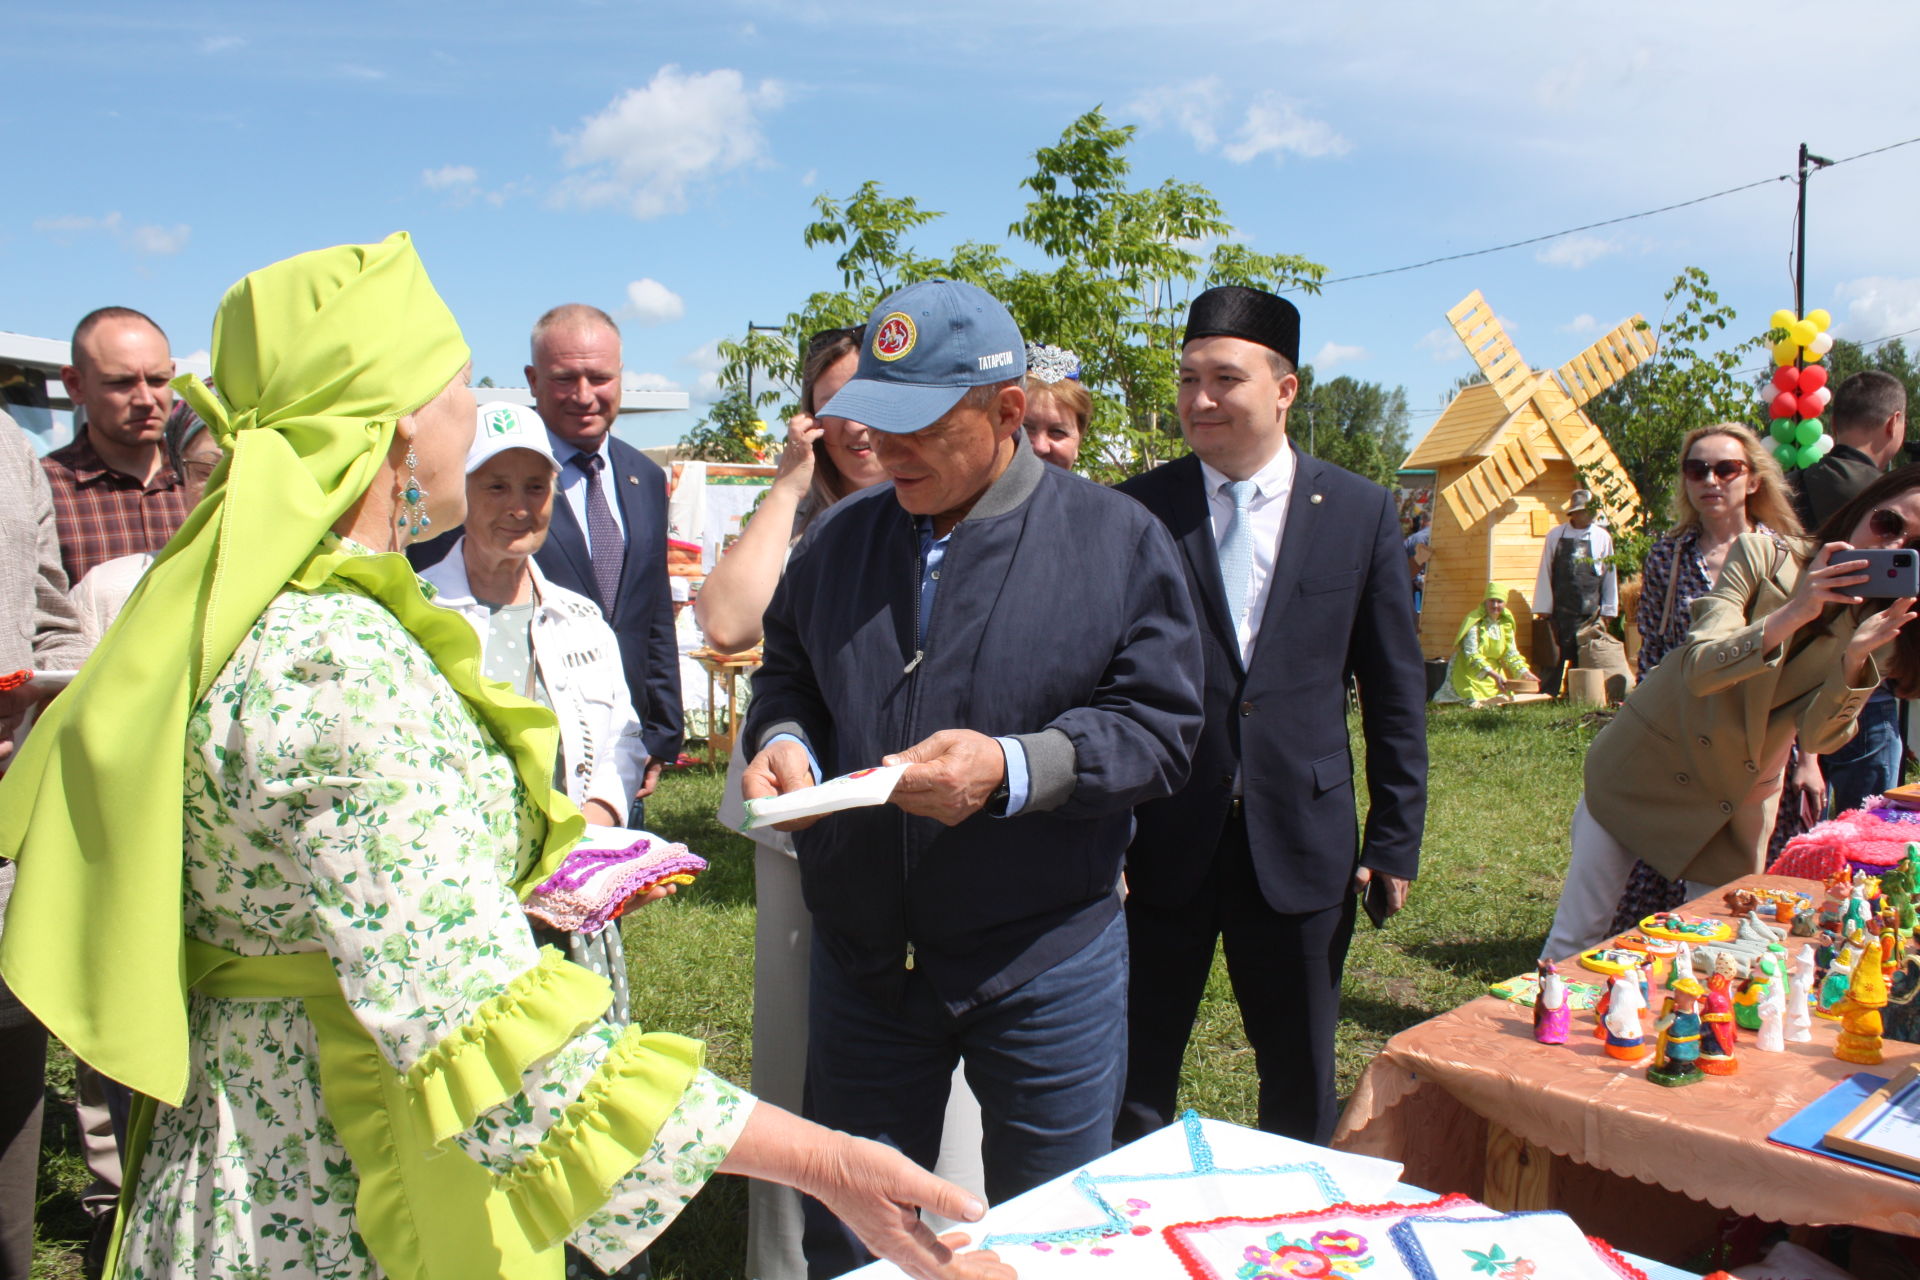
[116, 546, 751, 1279]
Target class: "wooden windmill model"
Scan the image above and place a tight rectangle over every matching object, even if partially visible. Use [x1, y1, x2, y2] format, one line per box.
[1401, 290, 1653, 663]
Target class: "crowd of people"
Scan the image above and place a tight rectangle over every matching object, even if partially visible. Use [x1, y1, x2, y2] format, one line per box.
[0, 227, 1912, 1280]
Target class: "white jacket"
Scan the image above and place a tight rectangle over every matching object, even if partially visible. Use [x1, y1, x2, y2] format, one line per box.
[420, 539, 647, 817]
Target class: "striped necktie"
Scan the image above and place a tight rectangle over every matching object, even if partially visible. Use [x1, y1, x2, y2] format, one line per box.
[573, 451, 625, 614]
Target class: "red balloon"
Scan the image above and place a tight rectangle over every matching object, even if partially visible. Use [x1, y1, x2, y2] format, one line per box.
[1772, 391, 1800, 420]
[1773, 367, 1800, 393]
[1798, 392, 1822, 419]
[1800, 365, 1829, 392]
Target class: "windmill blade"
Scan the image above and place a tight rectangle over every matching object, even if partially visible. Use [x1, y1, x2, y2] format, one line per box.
[1446, 291, 1534, 414]
[1555, 315, 1657, 409]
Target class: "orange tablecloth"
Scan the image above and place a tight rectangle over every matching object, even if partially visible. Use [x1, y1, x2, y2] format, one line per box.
[1335, 874, 1920, 1240]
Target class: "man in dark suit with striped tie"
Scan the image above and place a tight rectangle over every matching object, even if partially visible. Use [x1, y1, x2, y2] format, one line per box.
[411, 303, 682, 821]
[1116, 286, 1428, 1146]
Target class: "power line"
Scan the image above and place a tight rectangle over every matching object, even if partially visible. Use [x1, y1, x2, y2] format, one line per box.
[1298, 134, 1920, 292]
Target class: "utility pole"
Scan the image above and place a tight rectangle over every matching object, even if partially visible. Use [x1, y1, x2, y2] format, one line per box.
[1794, 143, 1835, 318]
[743, 321, 785, 415]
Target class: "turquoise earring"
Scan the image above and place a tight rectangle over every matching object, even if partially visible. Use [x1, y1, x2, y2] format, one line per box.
[396, 443, 431, 539]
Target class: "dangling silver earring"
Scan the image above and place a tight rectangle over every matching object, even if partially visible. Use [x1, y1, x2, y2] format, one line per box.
[396, 443, 430, 540]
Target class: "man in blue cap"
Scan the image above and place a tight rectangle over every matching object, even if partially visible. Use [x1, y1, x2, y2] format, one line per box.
[743, 280, 1204, 1277]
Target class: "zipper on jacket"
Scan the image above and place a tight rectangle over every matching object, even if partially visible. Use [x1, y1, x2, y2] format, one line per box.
[900, 525, 931, 970]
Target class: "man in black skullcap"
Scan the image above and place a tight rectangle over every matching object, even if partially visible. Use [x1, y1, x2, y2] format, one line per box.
[1115, 286, 1429, 1144]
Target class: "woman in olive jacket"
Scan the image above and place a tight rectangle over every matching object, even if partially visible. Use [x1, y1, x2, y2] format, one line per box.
[1542, 465, 1920, 960]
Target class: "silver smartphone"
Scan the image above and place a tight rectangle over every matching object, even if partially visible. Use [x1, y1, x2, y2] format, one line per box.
[1850, 547, 1920, 598]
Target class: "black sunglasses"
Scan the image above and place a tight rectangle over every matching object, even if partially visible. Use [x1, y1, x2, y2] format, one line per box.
[1867, 507, 1920, 547]
[806, 325, 865, 354]
[1681, 458, 1750, 482]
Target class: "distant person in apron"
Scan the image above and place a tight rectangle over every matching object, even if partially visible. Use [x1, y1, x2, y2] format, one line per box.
[1532, 488, 1617, 697]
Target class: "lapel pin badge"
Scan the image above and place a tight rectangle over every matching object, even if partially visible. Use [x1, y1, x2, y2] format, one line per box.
[627, 475, 639, 485]
[1310, 493, 1323, 504]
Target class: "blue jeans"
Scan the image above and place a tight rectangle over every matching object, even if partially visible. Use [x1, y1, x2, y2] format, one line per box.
[1824, 687, 1904, 815]
[801, 911, 1128, 1278]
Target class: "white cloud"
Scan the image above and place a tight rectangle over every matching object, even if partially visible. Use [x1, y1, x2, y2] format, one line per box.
[681, 340, 725, 399]
[623, 370, 682, 392]
[624, 277, 686, 325]
[422, 164, 479, 191]
[554, 66, 786, 219]
[1416, 327, 1465, 363]
[33, 211, 188, 256]
[1534, 234, 1620, 270]
[1832, 276, 1920, 342]
[183, 349, 210, 364]
[200, 34, 245, 54]
[126, 223, 190, 255]
[800, 168, 818, 187]
[334, 63, 387, 81]
[1559, 314, 1600, 335]
[1312, 341, 1367, 370]
[1129, 78, 1346, 165]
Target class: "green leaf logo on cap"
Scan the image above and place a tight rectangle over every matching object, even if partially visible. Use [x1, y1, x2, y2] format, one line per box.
[486, 408, 516, 436]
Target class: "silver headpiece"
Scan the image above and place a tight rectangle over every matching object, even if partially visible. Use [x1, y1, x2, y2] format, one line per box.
[1024, 342, 1081, 385]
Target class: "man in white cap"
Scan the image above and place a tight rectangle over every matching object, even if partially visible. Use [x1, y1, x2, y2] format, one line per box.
[742, 279, 1203, 1277]
[1531, 487, 1617, 698]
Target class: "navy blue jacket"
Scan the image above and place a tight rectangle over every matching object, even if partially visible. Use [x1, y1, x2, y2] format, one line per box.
[1118, 448, 1426, 915]
[747, 440, 1203, 1014]
[410, 434, 683, 763]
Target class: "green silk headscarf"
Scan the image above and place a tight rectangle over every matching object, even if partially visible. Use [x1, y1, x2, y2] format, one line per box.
[0, 233, 505, 1106]
[1453, 580, 1518, 648]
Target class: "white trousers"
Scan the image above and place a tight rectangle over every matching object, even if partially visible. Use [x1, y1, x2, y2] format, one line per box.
[745, 842, 985, 1280]
[1541, 796, 1711, 962]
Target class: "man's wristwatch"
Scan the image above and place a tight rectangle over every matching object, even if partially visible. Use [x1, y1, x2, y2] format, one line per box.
[986, 778, 1012, 818]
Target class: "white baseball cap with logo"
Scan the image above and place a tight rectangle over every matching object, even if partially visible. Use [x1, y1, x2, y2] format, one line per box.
[470, 401, 561, 475]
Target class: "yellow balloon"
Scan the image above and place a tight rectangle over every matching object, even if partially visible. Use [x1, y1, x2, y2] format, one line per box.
[1772, 338, 1797, 366]
[1789, 320, 1818, 347]
[1807, 308, 1832, 332]
[1806, 344, 1826, 363]
[1771, 309, 1797, 331]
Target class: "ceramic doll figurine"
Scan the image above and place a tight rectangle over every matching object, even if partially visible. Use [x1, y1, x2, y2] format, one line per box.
[1534, 960, 1571, 1045]
[1699, 957, 1739, 1075]
[1821, 873, 1851, 934]
[1671, 940, 1696, 991]
[1602, 970, 1650, 1061]
[1819, 933, 1864, 1019]
[1649, 979, 1706, 1087]
[1756, 968, 1787, 1053]
[1734, 954, 1767, 1032]
[1788, 946, 1817, 1043]
[1834, 949, 1890, 1066]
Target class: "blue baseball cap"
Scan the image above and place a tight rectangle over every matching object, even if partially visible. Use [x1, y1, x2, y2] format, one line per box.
[818, 280, 1027, 434]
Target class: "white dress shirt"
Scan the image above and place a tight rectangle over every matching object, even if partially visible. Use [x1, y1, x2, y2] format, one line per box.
[547, 429, 628, 542]
[1199, 444, 1296, 665]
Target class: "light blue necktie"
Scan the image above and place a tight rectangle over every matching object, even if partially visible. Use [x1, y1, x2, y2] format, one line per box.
[1219, 479, 1256, 626]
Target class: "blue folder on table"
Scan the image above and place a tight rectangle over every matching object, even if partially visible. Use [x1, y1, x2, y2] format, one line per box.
[1768, 1071, 1920, 1184]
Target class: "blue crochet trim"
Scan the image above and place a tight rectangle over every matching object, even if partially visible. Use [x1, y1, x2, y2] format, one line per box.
[983, 1111, 1342, 1250]
[1388, 1210, 1563, 1280]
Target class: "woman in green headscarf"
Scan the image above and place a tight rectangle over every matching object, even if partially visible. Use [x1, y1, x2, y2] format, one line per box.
[1433, 582, 1536, 706]
[0, 235, 1006, 1280]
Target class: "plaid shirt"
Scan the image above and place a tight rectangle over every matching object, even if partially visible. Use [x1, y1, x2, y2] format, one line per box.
[40, 430, 188, 584]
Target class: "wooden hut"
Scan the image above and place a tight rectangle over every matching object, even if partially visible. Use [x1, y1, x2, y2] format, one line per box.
[1402, 291, 1651, 665]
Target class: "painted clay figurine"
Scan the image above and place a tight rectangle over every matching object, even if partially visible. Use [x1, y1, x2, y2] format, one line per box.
[1602, 970, 1650, 1061]
[1834, 947, 1891, 1066]
[1649, 978, 1707, 1087]
[1699, 957, 1739, 1075]
[1534, 960, 1571, 1045]
[1787, 945, 1816, 1043]
[1819, 932, 1864, 1019]
[1756, 963, 1787, 1053]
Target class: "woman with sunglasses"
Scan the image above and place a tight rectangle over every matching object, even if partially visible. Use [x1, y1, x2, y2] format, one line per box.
[1541, 464, 1920, 963]
[1605, 426, 1805, 931]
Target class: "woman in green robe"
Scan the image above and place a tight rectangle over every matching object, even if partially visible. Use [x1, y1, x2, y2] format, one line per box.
[1433, 582, 1536, 706]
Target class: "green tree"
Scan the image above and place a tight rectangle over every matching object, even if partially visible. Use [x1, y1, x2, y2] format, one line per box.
[714, 109, 1327, 484]
[1292, 367, 1411, 487]
[676, 388, 769, 464]
[1810, 336, 1920, 445]
[1584, 266, 1767, 578]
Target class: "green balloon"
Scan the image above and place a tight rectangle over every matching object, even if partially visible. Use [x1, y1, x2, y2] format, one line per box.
[1775, 442, 1800, 467]
[1796, 441, 1822, 468]
[1795, 419, 1823, 446]
[1770, 417, 1795, 443]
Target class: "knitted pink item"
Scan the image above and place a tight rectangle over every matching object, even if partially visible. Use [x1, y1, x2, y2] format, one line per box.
[524, 836, 707, 935]
[1768, 802, 1918, 880]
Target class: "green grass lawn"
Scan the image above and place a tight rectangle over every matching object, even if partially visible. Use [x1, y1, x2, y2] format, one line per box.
[31, 703, 1595, 1279]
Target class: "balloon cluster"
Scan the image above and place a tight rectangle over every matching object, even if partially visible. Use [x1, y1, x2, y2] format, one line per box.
[1767, 308, 1835, 470]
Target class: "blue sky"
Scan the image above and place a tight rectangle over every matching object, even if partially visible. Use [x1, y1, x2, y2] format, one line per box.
[9, 1, 1920, 453]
